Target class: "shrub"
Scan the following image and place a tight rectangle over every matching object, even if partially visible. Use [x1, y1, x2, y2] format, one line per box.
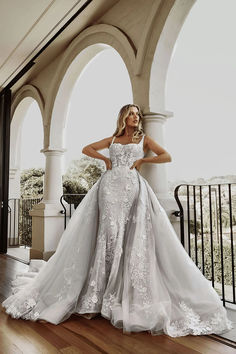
[190, 238, 236, 286]
[20, 168, 44, 198]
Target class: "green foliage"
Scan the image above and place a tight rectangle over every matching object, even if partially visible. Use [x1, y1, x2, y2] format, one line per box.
[19, 168, 44, 246]
[63, 156, 105, 194]
[18, 158, 104, 246]
[191, 238, 236, 286]
[20, 168, 44, 198]
[20, 157, 105, 198]
[189, 219, 201, 235]
[19, 198, 41, 247]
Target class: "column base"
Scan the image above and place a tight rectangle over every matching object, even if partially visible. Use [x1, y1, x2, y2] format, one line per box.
[30, 248, 55, 261]
[29, 202, 65, 261]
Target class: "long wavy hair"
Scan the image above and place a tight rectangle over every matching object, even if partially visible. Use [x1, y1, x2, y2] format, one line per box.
[113, 104, 144, 142]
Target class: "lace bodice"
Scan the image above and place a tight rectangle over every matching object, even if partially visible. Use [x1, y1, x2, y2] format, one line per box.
[109, 135, 145, 168]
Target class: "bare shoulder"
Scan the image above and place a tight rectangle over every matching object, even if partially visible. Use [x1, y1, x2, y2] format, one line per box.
[144, 135, 160, 145]
[143, 134, 154, 145]
[143, 135, 167, 154]
[105, 135, 115, 144]
[100, 136, 114, 143]
[106, 136, 115, 147]
[84, 135, 114, 151]
[97, 135, 114, 148]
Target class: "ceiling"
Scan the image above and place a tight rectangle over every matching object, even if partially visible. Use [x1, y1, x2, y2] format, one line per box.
[0, 0, 117, 91]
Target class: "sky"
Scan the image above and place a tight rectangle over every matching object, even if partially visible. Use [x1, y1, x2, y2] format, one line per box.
[20, 0, 236, 182]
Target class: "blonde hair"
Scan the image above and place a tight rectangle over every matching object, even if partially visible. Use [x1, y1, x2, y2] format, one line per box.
[113, 104, 144, 142]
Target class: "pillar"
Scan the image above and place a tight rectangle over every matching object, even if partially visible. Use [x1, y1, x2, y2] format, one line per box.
[141, 111, 183, 239]
[29, 149, 65, 260]
[9, 167, 21, 199]
[41, 149, 65, 205]
[141, 112, 171, 198]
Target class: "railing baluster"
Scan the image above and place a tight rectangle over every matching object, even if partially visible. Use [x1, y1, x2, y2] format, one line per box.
[7, 197, 42, 248]
[17, 199, 20, 246]
[8, 204, 12, 246]
[60, 194, 86, 229]
[199, 186, 205, 275]
[218, 184, 225, 306]
[187, 185, 191, 257]
[228, 184, 235, 304]
[174, 182, 236, 306]
[208, 185, 215, 288]
[13, 199, 16, 245]
[193, 185, 198, 266]
[174, 185, 185, 247]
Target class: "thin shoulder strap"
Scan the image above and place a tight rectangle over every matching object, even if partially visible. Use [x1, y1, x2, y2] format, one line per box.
[139, 134, 145, 145]
[110, 136, 116, 146]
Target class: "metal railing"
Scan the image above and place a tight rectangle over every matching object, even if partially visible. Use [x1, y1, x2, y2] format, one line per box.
[60, 193, 86, 229]
[8, 198, 41, 247]
[174, 183, 236, 306]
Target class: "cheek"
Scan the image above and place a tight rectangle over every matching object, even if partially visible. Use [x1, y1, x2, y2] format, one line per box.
[126, 117, 132, 124]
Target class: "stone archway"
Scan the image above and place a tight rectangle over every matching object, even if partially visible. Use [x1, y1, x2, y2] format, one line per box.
[40, 23, 136, 207]
[47, 24, 136, 151]
[134, 0, 196, 206]
[9, 86, 44, 199]
[29, 1, 198, 258]
[29, 24, 135, 260]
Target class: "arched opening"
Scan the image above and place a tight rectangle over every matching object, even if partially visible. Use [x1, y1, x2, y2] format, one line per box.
[165, 0, 236, 317]
[63, 47, 132, 175]
[166, 0, 236, 185]
[8, 98, 44, 261]
[49, 44, 132, 206]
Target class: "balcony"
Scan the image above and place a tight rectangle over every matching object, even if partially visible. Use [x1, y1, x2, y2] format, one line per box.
[4, 184, 236, 345]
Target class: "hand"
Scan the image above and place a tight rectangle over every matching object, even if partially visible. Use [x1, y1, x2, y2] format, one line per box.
[104, 158, 112, 170]
[130, 159, 143, 171]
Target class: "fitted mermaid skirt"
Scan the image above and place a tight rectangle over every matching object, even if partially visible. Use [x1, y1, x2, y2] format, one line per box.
[2, 137, 233, 337]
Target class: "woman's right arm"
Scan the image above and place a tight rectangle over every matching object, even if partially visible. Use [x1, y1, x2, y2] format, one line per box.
[82, 136, 113, 170]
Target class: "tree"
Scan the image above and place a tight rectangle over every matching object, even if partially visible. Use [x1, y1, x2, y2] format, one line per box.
[20, 168, 44, 198]
[63, 156, 105, 194]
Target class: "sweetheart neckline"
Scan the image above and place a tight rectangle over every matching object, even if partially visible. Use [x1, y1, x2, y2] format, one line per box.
[109, 142, 141, 148]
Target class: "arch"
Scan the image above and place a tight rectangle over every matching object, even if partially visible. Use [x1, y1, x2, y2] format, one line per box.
[10, 85, 45, 168]
[47, 24, 136, 149]
[9, 97, 44, 199]
[10, 97, 44, 169]
[11, 84, 44, 120]
[148, 0, 196, 113]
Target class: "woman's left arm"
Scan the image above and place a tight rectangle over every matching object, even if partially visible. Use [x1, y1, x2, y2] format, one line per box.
[130, 135, 171, 170]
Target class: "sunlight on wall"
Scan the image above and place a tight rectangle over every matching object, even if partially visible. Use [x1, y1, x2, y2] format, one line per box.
[166, 0, 236, 182]
[63, 48, 132, 174]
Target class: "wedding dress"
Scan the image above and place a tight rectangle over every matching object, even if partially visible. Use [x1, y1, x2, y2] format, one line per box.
[2, 134, 233, 337]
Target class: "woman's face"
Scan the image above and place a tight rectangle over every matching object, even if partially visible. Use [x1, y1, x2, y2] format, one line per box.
[126, 106, 140, 128]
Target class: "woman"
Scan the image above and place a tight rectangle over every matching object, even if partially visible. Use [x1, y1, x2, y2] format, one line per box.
[2, 104, 233, 337]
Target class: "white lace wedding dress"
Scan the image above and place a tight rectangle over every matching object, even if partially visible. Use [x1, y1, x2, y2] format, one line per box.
[2, 135, 233, 337]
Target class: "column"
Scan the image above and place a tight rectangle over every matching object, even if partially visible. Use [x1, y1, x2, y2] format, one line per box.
[9, 167, 21, 199]
[141, 112, 172, 198]
[8, 167, 21, 246]
[141, 112, 183, 239]
[29, 148, 65, 260]
[41, 149, 65, 205]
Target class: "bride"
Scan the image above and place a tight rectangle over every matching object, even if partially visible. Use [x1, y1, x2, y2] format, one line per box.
[2, 104, 233, 337]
